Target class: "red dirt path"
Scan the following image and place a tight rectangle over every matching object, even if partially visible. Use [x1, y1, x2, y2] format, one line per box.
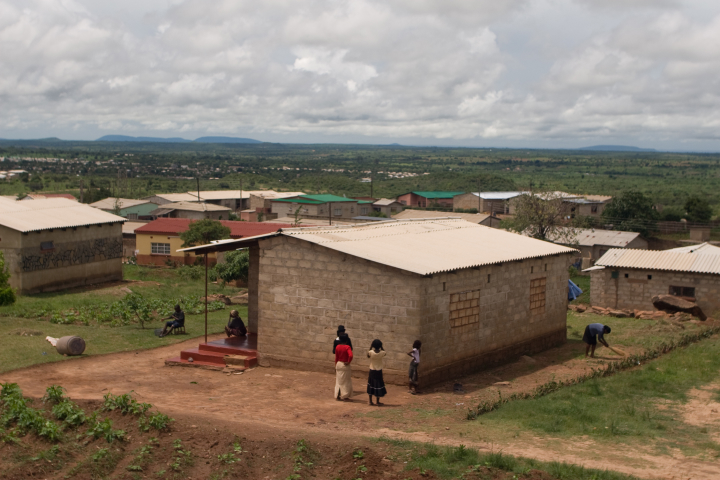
[2, 334, 719, 479]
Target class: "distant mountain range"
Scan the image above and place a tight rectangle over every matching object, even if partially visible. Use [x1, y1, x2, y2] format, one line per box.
[95, 135, 262, 144]
[578, 145, 656, 152]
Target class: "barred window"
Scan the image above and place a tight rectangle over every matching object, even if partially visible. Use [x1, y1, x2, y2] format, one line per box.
[334, 208, 342, 216]
[151, 243, 171, 255]
[449, 289, 480, 328]
[669, 286, 695, 298]
[360, 207, 368, 215]
[530, 277, 546, 315]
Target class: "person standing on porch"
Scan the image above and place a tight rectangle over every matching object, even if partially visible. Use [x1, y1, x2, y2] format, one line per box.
[367, 339, 387, 406]
[334, 334, 353, 401]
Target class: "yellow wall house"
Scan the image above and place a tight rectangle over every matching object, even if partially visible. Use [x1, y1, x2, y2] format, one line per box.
[0, 197, 125, 294]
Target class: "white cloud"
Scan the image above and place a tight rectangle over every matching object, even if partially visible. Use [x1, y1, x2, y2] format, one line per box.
[0, 0, 719, 148]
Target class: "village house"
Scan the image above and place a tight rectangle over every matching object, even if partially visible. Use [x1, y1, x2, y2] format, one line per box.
[544, 228, 647, 270]
[148, 201, 232, 220]
[392, 209, 501, 228]
[396, 191, 464, 208]
[134, 218, 293, 266]
[270, 194, 373, 221]
[181, 219, 576, 386]
[565, 195, 613, 218]
[372, 198, 405, 216]
[453, 192, 522, 215]
[144, 192, 203, 205]
[90, 197, 156, 220]
[0, 197, 125, 294]
[588, 244, 720, 316]
[122, 222, 145, 260]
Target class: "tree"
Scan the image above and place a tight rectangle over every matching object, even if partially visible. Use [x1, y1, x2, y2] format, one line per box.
[0, 251, 16, 306]
[215, 249, 250, 285]
[505, 191, 576, 243]
[601, 190, 658, 237]
[179, 219, 231, 248]
[684, 195, 713, 223]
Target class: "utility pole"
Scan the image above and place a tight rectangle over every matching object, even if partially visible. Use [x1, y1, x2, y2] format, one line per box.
[328, 202, 332, 226]
[79, 178, 84, 203]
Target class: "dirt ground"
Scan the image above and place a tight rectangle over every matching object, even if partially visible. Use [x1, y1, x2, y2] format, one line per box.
[2, 334, 720, 479]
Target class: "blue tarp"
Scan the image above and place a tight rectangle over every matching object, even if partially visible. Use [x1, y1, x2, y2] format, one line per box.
[568, 279, 583, 301]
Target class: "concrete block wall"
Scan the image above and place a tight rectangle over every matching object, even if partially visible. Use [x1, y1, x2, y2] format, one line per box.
[418, 254, 571, 384]
[590, 268, 720, 317]
[0, 223, 124, 294]
[255, 233, 571, 386]
[255, 236, 425, 384]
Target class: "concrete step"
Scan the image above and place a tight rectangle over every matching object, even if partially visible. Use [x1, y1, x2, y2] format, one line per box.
[198, 343, 257, 356]
[224, 354, 258, 369]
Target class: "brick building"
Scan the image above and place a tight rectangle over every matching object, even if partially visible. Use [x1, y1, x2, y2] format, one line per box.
[396, 191, 464, 208]
[392, 209, 501, 228]
[452, 192, 522, 215]
[0, 197, 125, 293]
[588, 245, 720, 316]
[182, 219, 575, 386]
[134, 218, 293, 266]
[270, 194, 373, 221]
[148, 201, 232, 220]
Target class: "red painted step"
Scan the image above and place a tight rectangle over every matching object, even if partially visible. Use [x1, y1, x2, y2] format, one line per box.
[166, 334, 258, 370]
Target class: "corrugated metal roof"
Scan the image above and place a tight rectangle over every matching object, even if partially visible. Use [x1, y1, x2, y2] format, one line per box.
[180, 219, 576, 275]
[547, 228, 641, 247]
[135, 218, 294, 237]
[408, 191, 464, 199]
[189, 190, 286, 200]
[150, 201, 231, 213]
[122, 221, 147, 234]
[667, 242, 720, 254]
[373, 198, 402, 206]
[0, 197, 125, 232]
[595, 248, 720, 275]
[90, 197, 151, 210]
[148, 193, 202, 202]
[464, 192, 523, 200]
[392, 209, 492, 224]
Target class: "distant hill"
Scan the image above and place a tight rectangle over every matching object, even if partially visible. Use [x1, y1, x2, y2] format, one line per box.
[578, 145, 656, 152]
[96, 135, 262, 144]
[96, 135, 192, 143]
[193, 136, 262, 144]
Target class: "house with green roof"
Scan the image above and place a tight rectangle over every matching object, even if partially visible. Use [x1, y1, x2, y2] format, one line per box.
[396, 191, 464, 209]
[270, 194, 371, 221]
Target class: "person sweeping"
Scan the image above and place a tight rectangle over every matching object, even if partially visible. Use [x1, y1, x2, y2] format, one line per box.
[583, 323, 611, 358]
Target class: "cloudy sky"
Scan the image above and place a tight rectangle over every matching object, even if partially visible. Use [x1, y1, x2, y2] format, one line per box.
[1, 0, 720, 149]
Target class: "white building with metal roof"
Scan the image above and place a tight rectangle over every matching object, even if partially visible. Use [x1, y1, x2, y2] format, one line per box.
[0, 197, 125, 294]
[179, 218, 577, 386]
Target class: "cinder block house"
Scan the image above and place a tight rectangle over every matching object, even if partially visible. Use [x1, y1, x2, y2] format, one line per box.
[134, 218, 292, 266]
[184, 219, 576, 386]
[149, 201, 232, 220]
[453, 192, 522, 215]
[396, 191, 464, 208]
[588, 244, 720, 316]
[545, 228, 647, 270]
[0, 197, 125, 293]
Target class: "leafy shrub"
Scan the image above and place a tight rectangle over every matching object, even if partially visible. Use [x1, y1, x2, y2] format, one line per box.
[103, 392, 151, 416]
[0, 287, 15, 306]
[138, 411, 173, 432]
[215, 249, 249, 285]
[52, 400, 87, 426]
[178, 265, 203, 281]
[86, 416, 125, 443]
[43, 385, 66, 404]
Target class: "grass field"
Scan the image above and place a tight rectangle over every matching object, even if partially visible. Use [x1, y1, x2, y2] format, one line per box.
[0, 265, 247, 374]
[472, 335, 720, 458]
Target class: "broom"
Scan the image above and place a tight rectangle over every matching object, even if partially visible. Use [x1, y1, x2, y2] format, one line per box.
[607, 345, 627, 357]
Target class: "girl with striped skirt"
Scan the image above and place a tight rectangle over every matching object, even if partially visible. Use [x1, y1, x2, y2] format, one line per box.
[366, 339, 387, 406]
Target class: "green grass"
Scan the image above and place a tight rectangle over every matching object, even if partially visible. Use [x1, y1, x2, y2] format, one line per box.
[0, 265, 246, 374]
[376, 438, 639, 480]
[476, 337, 720, 455]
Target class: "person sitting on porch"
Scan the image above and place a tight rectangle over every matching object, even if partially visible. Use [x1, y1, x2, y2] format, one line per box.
[225, 310, 247, 337]
[160, 305, 185, 337]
